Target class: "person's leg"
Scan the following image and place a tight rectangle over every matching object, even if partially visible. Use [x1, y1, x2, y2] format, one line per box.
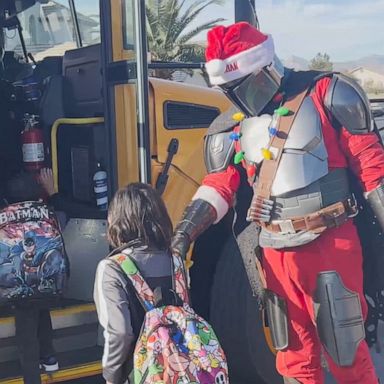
[285, 222, 378, 384]
[38, 308, 58, 371]
[263, 248, 324, 384]
[315, 223, 377, 384]
[15, 305, 41, 384]
[38, 308, 55, 358]
[325, 343, 377, 384]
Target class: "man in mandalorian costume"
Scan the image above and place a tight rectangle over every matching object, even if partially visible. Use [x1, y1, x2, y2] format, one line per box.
[172, 22, 384, 383]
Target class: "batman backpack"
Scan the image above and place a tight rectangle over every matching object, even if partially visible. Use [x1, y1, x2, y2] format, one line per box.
[0, 200, 69, 305]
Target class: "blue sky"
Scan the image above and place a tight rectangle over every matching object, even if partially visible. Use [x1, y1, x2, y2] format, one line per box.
[65, 0, 384, 62]
[188, 0, 384, 62]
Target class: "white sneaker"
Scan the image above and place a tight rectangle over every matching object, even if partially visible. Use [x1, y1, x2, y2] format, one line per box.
[40, 356, 59, 372]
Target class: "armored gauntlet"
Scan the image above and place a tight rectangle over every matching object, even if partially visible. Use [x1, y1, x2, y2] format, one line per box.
[171, 199, 217, 259]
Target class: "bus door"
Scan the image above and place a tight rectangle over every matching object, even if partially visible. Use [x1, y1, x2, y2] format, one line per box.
[100, 0, 232, 224]
[100, 0, 145, 190]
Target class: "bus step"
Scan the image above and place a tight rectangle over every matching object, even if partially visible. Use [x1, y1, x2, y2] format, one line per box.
[0, 345, 103, 383]
[0, 301, 99, 363]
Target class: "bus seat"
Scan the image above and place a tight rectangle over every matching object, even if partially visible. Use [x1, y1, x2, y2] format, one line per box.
[38, 74, 66, 159]
[62, 44, 103, 118]
[33, 56, 63, 83]
[39, 44, 103, 158]
[39, 75, 65, 128]
[39, 44, 107, 204]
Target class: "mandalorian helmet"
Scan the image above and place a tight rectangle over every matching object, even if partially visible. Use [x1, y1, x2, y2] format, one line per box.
[205, 22, 284, 116]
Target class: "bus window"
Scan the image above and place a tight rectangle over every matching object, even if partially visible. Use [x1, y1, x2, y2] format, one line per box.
[4, 0, 77, 61]
[123, 0, 135, 50]
[3, 0, 100, 62]
[72, 0, 101, 47]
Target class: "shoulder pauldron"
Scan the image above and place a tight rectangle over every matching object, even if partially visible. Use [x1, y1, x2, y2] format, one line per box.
[204, 131, 235, 173]
[324, 74, 373, 134]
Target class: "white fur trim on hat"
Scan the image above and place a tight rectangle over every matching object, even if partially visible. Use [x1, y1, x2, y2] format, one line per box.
[192, 185, 229, 224]
[205, 34, 275, 85]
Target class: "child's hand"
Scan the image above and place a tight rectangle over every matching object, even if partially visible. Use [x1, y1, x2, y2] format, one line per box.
[39, 168, 55, 197]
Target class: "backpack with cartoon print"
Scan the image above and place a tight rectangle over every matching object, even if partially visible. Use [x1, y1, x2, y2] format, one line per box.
[0, 201, 69, 305]
[110, 251, 229, 384]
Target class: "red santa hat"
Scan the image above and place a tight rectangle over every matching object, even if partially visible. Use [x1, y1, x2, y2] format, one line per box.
[205, 22, 275, 86]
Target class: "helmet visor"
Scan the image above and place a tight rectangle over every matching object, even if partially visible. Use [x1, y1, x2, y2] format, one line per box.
[222, 69, 280, 116]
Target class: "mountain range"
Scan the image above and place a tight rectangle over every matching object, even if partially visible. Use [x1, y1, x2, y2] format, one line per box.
[282, 54, 384, 75]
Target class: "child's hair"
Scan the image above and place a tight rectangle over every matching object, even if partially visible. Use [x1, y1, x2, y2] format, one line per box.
[6, 172, 42, 203]
[107, 183, 173, 250]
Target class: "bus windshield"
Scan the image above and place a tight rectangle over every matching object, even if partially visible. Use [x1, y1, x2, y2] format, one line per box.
[4, 0, 100, 61]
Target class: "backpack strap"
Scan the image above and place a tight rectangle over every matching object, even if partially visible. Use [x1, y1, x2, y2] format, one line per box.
[171, 252, 190, 304]
[110, 252, 156, 312]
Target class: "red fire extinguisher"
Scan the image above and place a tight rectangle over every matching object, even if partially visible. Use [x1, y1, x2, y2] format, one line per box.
[21, 114, 45, 172]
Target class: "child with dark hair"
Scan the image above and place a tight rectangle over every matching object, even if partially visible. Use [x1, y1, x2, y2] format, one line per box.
[94, 183, 174, 384]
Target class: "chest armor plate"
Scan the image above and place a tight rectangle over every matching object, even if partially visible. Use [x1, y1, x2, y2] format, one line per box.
[239, 96, 328, 196]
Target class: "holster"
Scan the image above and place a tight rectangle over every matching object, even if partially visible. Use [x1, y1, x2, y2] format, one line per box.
[264, 289, 289, 350]
[247, 238, 289, 350]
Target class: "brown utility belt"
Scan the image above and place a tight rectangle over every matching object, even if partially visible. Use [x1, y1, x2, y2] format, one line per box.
[263, 198, 358, 234]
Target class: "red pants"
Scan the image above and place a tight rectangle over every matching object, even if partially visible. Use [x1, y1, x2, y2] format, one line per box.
[263, 221, 377, 384]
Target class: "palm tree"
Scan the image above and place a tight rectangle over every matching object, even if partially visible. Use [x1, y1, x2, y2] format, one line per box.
[146, 0, 225, 79]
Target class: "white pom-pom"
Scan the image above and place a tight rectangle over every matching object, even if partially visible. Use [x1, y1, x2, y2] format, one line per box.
[206, 59, 226, 76]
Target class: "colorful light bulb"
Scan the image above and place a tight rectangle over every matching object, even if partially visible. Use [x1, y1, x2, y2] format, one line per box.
[230, 132, 241, 141]
[275, 107, 291, 116]
[261, 148, 273, 160]
[268, 127, 278, 137]
[234, 151, 245, 164]
[246, 164, 256, 178]
[232, 112, 245, 122]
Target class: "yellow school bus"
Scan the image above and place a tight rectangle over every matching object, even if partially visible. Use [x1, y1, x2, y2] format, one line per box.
[0, 0, 281, 383]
